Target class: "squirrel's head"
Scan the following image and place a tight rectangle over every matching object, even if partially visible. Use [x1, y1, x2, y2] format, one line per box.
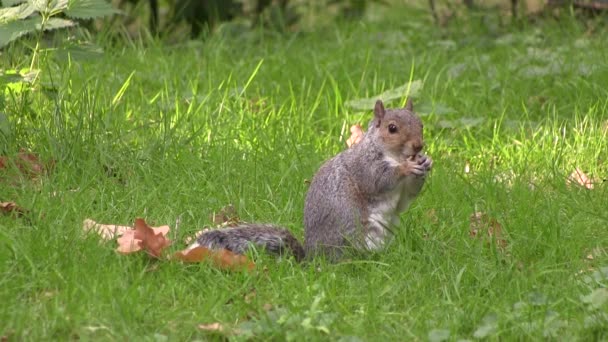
[372, 99, 424, 159]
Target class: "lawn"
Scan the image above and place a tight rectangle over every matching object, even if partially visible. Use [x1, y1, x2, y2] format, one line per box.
[1, 2, 608, 340]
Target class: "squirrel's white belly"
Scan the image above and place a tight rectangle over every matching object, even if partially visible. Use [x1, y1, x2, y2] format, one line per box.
[365, 154, 421, 250]
[366, 180, 408, 250]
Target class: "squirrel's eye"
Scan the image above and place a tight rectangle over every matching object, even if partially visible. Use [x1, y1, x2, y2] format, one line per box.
[388, 124, 398, 134]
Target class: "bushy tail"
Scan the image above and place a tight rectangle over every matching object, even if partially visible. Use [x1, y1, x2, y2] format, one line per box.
[190, 224, 305, 262]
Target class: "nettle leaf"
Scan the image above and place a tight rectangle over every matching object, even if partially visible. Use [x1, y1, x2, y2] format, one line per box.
[24, 0, 68, 13]
[473, 313, 498, 339]
[65, 0, 117, 20]
[2, 0, 27, 6]
[345, 80, 423, 111]
[0, 2, 36, 22]
[28, 0, 50, 12]
[43, 17, 74, 30]
[0, 16, 73, 47]
[581, 288, 608, 309]
[428, 328, 450, 342]
[50, 0, 69, 13]
[0, 15, 41, 47]
[53, 41, 103, 61]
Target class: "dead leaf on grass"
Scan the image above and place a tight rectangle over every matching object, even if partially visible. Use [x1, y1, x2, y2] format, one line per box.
[132, 218, 172, 258]
[244, 289, 256, 303]
[198, 322, 226, 332]
[0, 201, 28, 217]
[0, 150, 54, 179]
[184, 204, 241, 244]
[568, 168, 596, 189]
[346, 124, 364, 148]
[115, 219, 171, 258]
[83, 219, 132, 240]
[172, 246, 255, 271]
[584, 247, 607, 262]
[469, 212, 508, 249]
[209, 204, 240, 226]
[425, 208, 439, 224]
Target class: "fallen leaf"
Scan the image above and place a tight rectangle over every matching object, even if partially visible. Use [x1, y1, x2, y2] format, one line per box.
[425, 208, 439, 224]
[568, 168, 595, 189]
[198, 322, 226, 332]
[115, 219, 171, 258]
[172, 246, 255, 271]
[0, 201, 27, 217]
[209, 204, 240, 226]
[469, 212, 508, 249]
[0, 150, 54, 179]
[346, 124, 364, 148]
[116, 230, 142, 254]
[581, 288, 608, 309]
[244, 289, 256, 303]
[83, 219, 131, 240]
[133, 218, 172, 258]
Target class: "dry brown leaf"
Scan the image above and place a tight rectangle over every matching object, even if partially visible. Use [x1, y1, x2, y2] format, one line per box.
[83, 219, 131, 240]
[133, 218, 172, 258]
[346, 124, 364, 148]
[425, 208, 439, 224]
[115, 219, 171, 258]
[244, 289, 256, 303]
[0, 201, 27, 217]
[0, 150, 54, 179]
[469, 212, 508, 249]
[172, 246, 255, 271]
[209, 204, 240, 226]
[116, 229, 142, 254]
[198, 322, 226, 332]
[568, 168, 595, 189]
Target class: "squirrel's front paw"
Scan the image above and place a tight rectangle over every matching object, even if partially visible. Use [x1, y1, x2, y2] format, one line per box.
[417, 154, 433, 172]
[400, 159, 426, 177]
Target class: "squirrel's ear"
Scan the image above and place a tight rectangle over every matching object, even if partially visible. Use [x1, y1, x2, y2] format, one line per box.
[405, 98, 414, 111]
[374, 100, 385, 127]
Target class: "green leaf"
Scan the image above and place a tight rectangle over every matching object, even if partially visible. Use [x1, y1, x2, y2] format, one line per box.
[2, 0, 27, 6]
[29, 0, 49, 12]
[0, 15, 73, 47]
[581, 288, 608, 309]
[50, 0, 69, 13]
[43, 17, 74, 30]
[24, 0, 68, 13]
[0, 2, 36, 22]
[65, 0, 117, 20]
[428, 328, 450, 342]
[473, 313, 498, 339]
[53, 41, 103, 61]
[0, 68, 38, 85]
[0, 15, 41, 47]
[345, 80, 423, 111]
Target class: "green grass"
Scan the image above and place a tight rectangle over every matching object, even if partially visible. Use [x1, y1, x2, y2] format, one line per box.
[1, 4, 608, 340]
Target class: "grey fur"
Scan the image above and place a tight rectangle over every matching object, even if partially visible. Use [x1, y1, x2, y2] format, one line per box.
[194, 224, 305, 262]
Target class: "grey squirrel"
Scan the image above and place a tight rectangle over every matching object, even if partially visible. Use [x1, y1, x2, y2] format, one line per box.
[189, 99, 432, 261]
